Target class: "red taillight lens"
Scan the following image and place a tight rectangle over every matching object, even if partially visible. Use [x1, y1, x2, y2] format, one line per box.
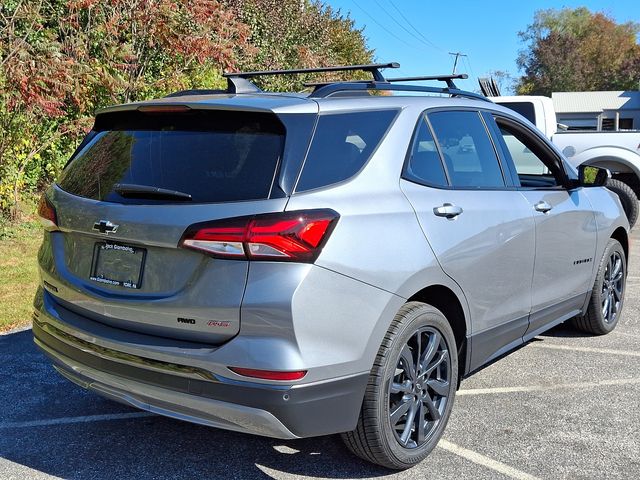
[37, 195, 58, 230]
[228, 367, 307, 381]
[179, 209, 339, 262]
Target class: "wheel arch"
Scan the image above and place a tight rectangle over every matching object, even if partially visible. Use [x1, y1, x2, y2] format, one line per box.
[407, 285, 469, 381]
[611, 226, 629, 263]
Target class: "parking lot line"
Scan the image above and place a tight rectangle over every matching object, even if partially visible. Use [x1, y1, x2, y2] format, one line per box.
[438, 439, 541, 480]
[0, 412, 154, 429]
[458, 377, 640, 396]
[529, 342, 640, 357]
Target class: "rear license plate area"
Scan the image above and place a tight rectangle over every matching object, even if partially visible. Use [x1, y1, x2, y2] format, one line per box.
[90, 242, 146, 289]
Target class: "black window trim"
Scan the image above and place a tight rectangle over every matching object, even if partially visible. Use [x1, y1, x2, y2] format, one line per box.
[489, 113, 572, 191]
[401, 106, 515, 191]
[401, 113, 450, 189]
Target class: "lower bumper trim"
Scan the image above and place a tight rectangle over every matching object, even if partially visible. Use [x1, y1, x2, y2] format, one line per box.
[33, 317, 369, 438]
[36, 336, 299, 439]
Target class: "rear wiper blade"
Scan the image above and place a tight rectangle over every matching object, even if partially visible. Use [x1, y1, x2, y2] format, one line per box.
[114, 183, 192, 201]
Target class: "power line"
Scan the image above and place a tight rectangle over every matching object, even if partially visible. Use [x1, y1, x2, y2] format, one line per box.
[371, 0, 442, 53]
[351, 0, 424, 51]
[462, 55, 476, 79]
[388, 0, 446, 53]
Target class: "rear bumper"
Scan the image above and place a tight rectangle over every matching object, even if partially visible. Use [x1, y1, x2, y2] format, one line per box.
[32, 312, 368, 439]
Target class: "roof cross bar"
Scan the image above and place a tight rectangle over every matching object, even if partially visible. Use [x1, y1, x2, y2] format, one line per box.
[386, 73, 468, 89]
[223, 62, 400, 89]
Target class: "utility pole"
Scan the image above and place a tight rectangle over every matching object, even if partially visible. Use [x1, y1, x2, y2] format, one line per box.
[449, 52, 467, 74]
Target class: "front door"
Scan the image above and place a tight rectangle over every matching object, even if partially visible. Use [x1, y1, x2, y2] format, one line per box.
[488, 114, 597, 339]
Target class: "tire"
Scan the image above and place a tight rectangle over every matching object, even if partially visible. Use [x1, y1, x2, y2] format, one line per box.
[607, 178, 638, 229]
[341, 302, 458, 469]
[572, 238, 626, 335]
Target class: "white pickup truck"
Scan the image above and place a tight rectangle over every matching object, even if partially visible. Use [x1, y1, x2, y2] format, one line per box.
[495, 96, 640, 227]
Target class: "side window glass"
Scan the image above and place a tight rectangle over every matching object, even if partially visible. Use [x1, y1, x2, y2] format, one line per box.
[496, 122, 561, 187]
[404, 116, 448, 187]
[428, 111, 505, 188]
[296, 110, 397, 192]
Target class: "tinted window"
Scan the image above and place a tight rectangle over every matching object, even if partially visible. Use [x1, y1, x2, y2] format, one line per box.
[497, 101, 536, 124]
[58, 110, 285, 204]
[428, 111, 504, 188]
[405, 116, 447, 186]
[295, 110, 398, 192]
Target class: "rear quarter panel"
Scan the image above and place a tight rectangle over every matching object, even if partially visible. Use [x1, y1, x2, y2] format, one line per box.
[282, 105, 472, 378]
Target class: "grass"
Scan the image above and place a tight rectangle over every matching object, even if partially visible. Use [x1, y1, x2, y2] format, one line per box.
[0, 217, 42, 332]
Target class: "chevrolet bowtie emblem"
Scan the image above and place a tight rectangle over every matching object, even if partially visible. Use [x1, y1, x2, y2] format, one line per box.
[93, 220, 119, 234]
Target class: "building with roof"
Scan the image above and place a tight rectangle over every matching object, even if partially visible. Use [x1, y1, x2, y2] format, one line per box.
[552, 91, 640, 131]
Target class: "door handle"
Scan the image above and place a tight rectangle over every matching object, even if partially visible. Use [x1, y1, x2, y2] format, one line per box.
[534, 201, 552, 213]
[433, 203, 463, 219]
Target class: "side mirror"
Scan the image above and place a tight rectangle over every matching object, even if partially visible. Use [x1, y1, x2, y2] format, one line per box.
[578, 164, 611, 187]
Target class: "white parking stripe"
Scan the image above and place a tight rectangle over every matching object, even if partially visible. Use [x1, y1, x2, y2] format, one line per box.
[0, 412, 154, 429]
[458, 378, 640, 396]
[529, 342, 640, 357]
[438, 439, 541, 480]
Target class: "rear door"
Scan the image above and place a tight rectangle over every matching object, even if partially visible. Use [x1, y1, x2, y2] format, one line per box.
[42, 106, 300, 343]
[487, 114, 597, 339]
[400, 109, 536, 369]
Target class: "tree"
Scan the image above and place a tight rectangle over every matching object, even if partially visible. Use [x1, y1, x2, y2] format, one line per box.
[0, 1, 83, 219]
[226, 0, 373, 91]
[0, 0, 373, 219]
[516, 7, 640, 95]
[0, 0, 253, 218]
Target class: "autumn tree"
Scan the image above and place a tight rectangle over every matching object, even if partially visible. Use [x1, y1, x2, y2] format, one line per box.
[516, 7, 640, 95]
[0, 1, 83, 219]
[0, 0, 372, 219]
[0, 0, 252, 218]
[226, 0, 373, 91]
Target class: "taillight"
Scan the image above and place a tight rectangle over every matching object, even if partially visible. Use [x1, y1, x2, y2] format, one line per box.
[180, 209, 339, 262]
[228, 367, 307, 381]
[37, 195, 58, 231]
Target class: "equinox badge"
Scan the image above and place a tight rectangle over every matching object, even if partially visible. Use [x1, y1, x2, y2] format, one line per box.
[93, 220, 119, 234]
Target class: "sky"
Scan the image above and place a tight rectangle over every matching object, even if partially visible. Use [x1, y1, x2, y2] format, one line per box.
[324, 0, 640, 93]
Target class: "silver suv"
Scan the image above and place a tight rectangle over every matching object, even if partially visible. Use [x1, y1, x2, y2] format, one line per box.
[33, 63, 629, 469]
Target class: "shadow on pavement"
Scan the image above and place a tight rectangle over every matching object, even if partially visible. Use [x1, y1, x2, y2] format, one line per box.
[536, 322, 593, 339]
[0, 329, 393, 479]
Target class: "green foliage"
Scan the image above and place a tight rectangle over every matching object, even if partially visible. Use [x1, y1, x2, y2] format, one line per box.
[517, 7, 640, 96]
[0, 0, 373, 221]
[227, 0, 374, 91]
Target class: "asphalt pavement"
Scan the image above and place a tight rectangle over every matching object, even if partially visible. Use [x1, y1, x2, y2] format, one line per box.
[1, 232, 639, 479]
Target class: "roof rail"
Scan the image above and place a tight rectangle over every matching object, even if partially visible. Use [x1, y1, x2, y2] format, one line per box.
[307, 81, 490, 102]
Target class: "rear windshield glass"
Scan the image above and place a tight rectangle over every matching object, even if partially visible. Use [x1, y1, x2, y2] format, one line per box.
[58, 110, 285, 204]
[295, 109, 398, 192]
